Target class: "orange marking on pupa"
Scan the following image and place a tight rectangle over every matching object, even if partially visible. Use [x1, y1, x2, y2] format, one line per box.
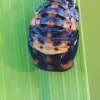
[47, 30, 52, 38]
[46, 56, 52, 62]
[44, 39, 53, 46]
[33, 59, 39, 65]
[63, 21, 71, 29]
[34, 14, 41, 18]
[60, 60, 73, 69]
[35, 19, 40, 26]
[51, 2, 59, 8]
[48, 9, 57, 17]
[30, 18, 36, 26]
[66, 10, 71, 14]
[46, 20, 55, 27]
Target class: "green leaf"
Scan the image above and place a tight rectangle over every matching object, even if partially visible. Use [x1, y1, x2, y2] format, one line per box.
[0, 0, 90, 100]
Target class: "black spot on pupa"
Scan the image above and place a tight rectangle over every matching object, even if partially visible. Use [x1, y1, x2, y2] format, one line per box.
[40, 46, 43, 49]
[54, 48, 58, 51]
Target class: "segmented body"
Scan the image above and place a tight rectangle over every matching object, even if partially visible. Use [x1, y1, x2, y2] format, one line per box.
[28, 0, 79, 71]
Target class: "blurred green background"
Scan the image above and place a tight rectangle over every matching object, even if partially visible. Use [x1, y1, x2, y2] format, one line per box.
[0, 0, 100, 100]
[81, 0, 100, 100]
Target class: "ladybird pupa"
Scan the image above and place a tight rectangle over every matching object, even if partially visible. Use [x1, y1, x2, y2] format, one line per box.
[28, 0, 79, 71]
